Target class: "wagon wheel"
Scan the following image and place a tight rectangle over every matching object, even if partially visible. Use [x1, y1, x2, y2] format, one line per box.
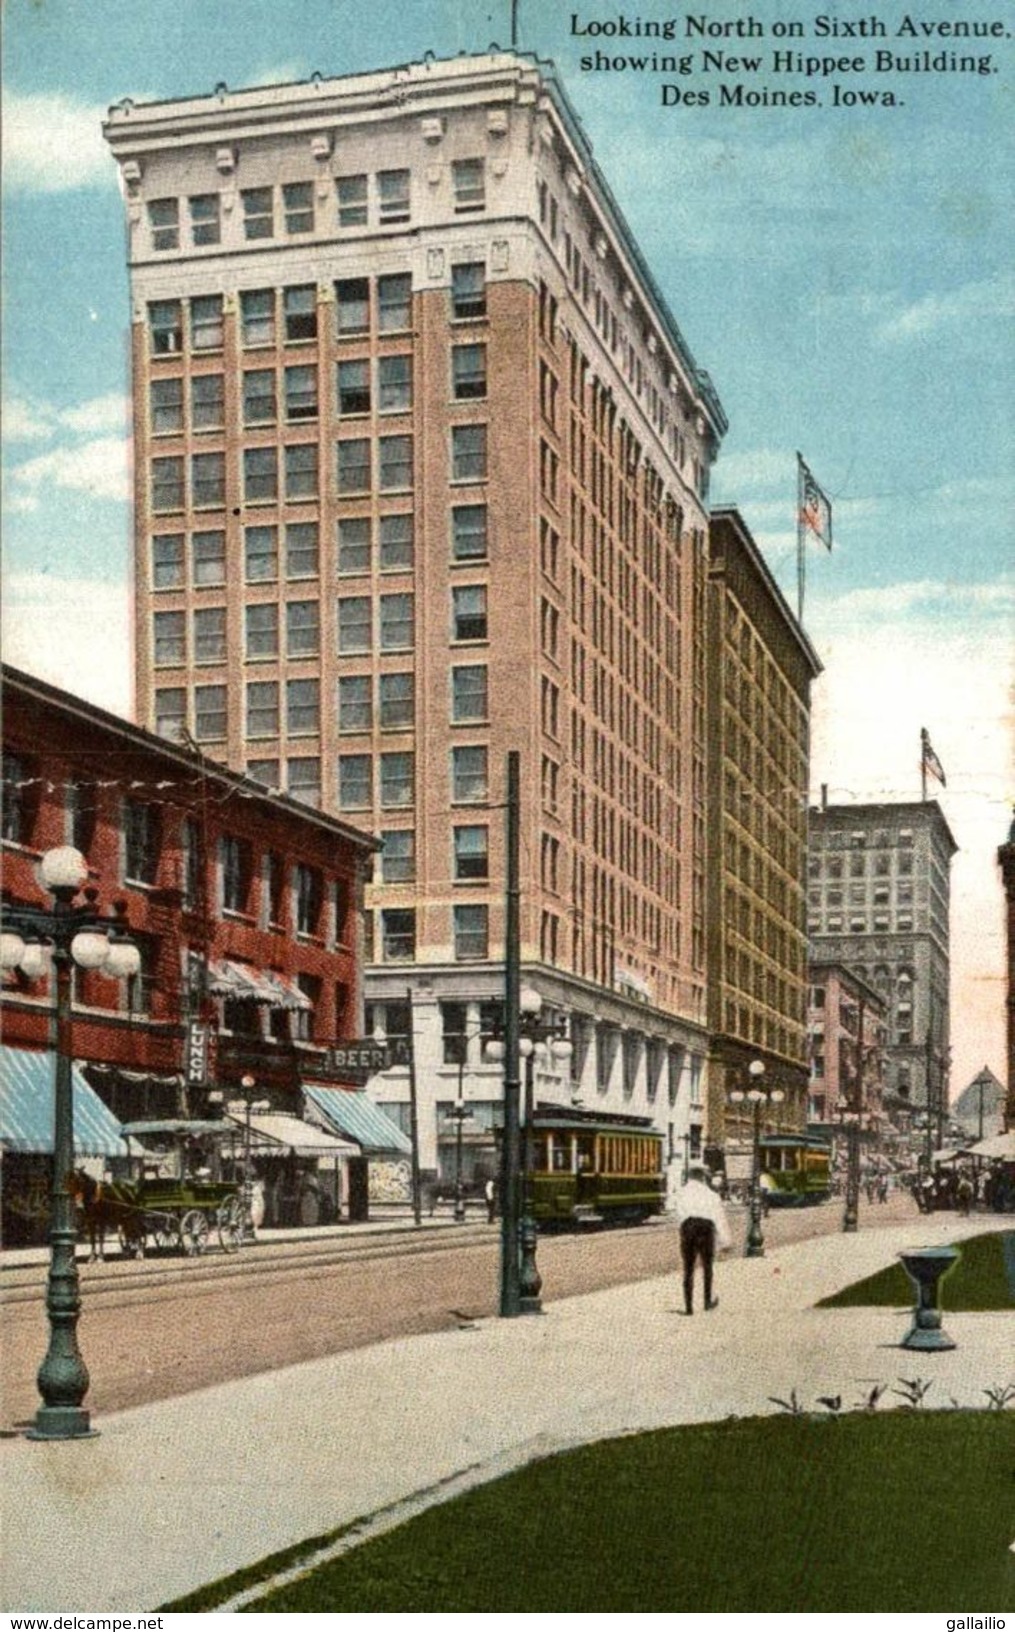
[179, 1209, 210, 1256]
[217, 1196, 245, 1253]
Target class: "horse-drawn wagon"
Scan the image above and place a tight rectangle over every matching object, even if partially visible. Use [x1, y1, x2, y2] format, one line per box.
[69, 1119, 248, 1260]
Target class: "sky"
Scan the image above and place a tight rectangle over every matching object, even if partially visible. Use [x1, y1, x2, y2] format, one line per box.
[2, 0, 1012, 1099]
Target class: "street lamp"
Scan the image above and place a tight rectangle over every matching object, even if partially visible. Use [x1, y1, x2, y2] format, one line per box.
[235, 1075, 270, 1240]
[1, 846, 140, 1439]
[445, 1096, 474, 1223]
[727, 1059, 784, 1258]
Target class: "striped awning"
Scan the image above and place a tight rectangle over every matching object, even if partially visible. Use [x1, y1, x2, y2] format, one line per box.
[207, 960, 311, 1010]
[303, 1084, 412, 1156]
[1, 1046, 131, 1158]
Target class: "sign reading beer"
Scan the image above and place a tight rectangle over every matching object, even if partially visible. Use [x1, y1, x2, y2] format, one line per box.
[327, 1038, 410, 1076]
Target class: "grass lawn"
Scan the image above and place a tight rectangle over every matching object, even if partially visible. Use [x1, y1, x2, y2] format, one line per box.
[818, 1230, 1015, 1311]
[206, 1413, 1015, 1614]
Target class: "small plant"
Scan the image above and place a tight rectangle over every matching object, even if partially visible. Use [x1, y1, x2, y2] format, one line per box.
[816, 1394, 842, 1415]
[854, 1382, 887, 1412]
[768, 1388, 804, 1415]
[892, 1377, 934, 1410]
[983, 1383, 1015, 1411]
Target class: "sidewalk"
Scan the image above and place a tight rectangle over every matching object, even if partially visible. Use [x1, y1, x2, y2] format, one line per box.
[2, 1214, 1011, 1612]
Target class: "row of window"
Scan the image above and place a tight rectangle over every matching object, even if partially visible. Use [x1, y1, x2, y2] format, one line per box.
[147, 162, 486, 252]
[373, 824, 489, 886]
[152, 515, 416, 589]
[365, 903, 489, 964]
[152, 355, 438, 431]
[157, 665, 488, 736]
[148, 264, 484, 355]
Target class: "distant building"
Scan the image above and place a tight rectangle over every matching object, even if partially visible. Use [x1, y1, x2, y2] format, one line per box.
[806, 961, 886, 1131]
[998, 812, 1015, 1130]
[807, 798, 956, 1136]
[705, 508, 821, 1154]
[1, 664, 405, 1239]
[952, 1066, 1005, 1143]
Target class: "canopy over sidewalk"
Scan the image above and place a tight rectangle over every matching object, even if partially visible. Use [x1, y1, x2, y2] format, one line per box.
[1, 1046, 129, 1158]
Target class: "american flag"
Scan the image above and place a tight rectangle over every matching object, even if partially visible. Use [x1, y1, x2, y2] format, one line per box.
[797, 454, 833, 550]
[921, 728, 947, 787]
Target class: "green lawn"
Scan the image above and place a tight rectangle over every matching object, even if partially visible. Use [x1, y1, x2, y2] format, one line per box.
[818, 1231, 1015, 1311]
[191, 1413, 1015, 1613]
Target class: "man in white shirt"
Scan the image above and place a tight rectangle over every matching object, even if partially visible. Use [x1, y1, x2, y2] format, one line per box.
[672, 1164, 732, 1315]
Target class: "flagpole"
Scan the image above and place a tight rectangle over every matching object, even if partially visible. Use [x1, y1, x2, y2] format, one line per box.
[920, 728, 928, 802]
[796, 453, 805, 623]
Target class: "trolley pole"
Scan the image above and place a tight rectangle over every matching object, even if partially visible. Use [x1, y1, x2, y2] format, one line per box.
[405, 987, 422, 1227]
[500, 751, 522, 1317]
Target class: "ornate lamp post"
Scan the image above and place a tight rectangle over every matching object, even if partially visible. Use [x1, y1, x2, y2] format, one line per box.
[727, 1058, 784, 1258]
[445, 1096, 474, 1223]
[1, 846, 139, 1440]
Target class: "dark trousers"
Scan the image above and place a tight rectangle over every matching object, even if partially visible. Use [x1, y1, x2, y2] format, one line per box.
[680, 1217, 716, 1313]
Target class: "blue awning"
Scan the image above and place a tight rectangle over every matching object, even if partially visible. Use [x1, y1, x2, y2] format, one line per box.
[303, 1084, 412, 1156]
[1, 1047, 130, 1158]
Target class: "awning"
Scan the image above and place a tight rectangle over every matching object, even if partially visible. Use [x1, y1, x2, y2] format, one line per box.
[962, 1131, 1015, 1161]
[208, 960, 280, 1005]
[1, 1046, 131, 1158]
[261, 971, 312, 1012]
[304, 1084, 412, 1156]
[225, 1110, 358, 1157]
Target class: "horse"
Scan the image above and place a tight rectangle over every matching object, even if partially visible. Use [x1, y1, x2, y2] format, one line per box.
[66, 1169, 145, 1261]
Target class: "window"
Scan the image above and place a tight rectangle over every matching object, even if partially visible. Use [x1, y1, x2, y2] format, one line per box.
[451, 262, 486, 319]
[221, 834, 252, 914]
[338, 360, 370, 416]
[155, 687, 186, 741]
[285, 364, 318, 421]
[241, 289, 275, 347]
[191, 374, 224, 430]
[194, 606, 227, 663]
[336, 277, 369, 334]
[380, 830, 415, 883]
[288, 758, 321, 807]
[244, 447, 278, 503]
[2, 752, 33, 845]
[452, 745, 488, 803]
[180, 818, 203, 910]
[379, 671, 414, 730]
[377, 273, 412, 332]
[377, 168, 410, 223]
[452, 158, 485, 213]
[380, 592, 413, 650]
[380, 751, 414, 809]
[454, 904, 488, 960]
[337, 438, 371, 494]
[151, 456, 184, 512]
[452, 504, 487, 560]
[338, 596, 371, 653]
[283, 180, 314, 234]
[246, 679, 279, 736]
[286, 521, 318, 579]
[284, 285, 317, 341]
[152, 534, 184, 589]
[149, 300, 182, 354]
[334, 517, 370, 577]
[380, 513, 413, 571]
[189, 193, 220, 246]
[125, 800, 160, 885]
[184, 533, 222, 599]
[285, 443, 318, 500]
[245, 525, 278, 582]
[155, 610, 186, 665]
[338, 675, 372, 732]
[452, 584, 487, 640]
[453, 344, 487, 400]
[451, 665, 487, 722]
[454, 824, 489, 880]
[381, 908, 415, 961]
[191, 451, 225, 508]
[191, 295, 223, 351]
[287, 677, 320, 736]
[151, 377, 183, 434]
[194, 684, 227, 741]
[379, 434, 413, 491]
[286, 600, 319, 657]
[244, 369, 276, 425]
[242, 187, 274, 240]
[451, 425, 486, 481]
[148, 197, 179, 251]
[245, 604, 278, 660]
[378, 355, 412, 413]
[336, 173, 368, 227]
[339, 754, 372, 810]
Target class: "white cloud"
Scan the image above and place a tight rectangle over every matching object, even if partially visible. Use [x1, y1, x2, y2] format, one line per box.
[8, 436, 131, 505]
[59, 393, 129, 435]
[814, 578, 1014, 624]
[710, 446, 789, 497]
[1, 574, 133, 717]
[878, 273, 1015, 342]
[4, 398, 55, 442]
[2, 90, 116, 193]
[4, 391, 129, 443]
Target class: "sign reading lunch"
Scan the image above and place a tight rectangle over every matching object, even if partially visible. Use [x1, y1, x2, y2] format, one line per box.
[569, 10, 1009, 110]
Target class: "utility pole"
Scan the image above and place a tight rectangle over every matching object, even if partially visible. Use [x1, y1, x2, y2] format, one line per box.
[405, 987, 422, 1227]
[500, 751, 522, 1316]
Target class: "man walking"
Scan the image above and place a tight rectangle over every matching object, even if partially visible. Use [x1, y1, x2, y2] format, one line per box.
[673, 1164, 732, 1315]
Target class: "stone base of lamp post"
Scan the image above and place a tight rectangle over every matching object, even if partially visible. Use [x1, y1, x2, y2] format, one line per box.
[518, 1210, 543, 1314]
[27, 1222, 96, 1440]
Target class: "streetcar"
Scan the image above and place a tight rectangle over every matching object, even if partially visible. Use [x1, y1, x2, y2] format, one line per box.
[757, 1134, 831, 1207]
[527, 1104, 666, 1227]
